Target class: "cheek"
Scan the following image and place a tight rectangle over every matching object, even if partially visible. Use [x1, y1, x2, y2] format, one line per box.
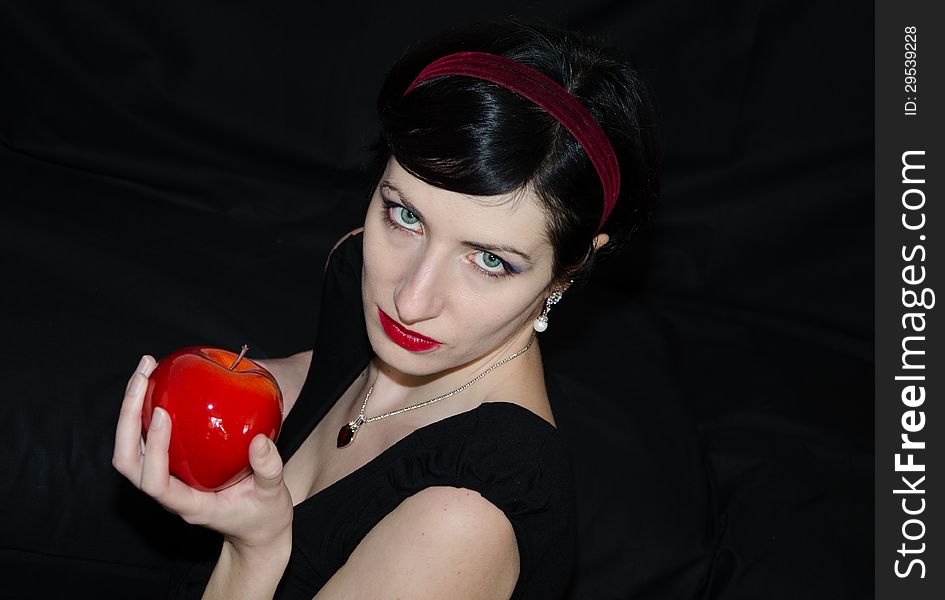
[451, 292, 536, 343]
[362, 224, 406, 288]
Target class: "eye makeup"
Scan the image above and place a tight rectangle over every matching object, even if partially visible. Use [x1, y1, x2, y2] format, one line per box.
[378, 196, 518, 280]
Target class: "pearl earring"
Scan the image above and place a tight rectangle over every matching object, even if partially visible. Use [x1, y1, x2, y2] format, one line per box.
[533, 290, 564, 333]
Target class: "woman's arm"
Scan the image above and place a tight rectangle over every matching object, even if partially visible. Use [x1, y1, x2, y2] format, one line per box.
[113, 357, 296, 600]
[254, 350, 313, 418]
[313, 486, 520, 599]
[202, 534, 293, 599]
[118, 228, 369, 597]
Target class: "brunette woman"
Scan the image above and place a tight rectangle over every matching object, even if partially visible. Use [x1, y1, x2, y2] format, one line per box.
[114, 18, 659, 600]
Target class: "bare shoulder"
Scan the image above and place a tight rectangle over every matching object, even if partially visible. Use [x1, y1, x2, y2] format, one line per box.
[332, 226, 364, 254]
[394, 486, 517, 543]
[313, 486, 520, 600]
[321, 227, 363, 272]
[323, 227, 364, 272]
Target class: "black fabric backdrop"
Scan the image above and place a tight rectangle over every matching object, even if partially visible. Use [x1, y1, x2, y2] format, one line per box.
[0, 1, 872, 599]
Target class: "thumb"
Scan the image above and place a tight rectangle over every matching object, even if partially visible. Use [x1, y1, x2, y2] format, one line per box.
[248, 435, 284, 492]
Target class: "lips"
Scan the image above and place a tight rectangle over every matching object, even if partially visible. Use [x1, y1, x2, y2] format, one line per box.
[377, 308, 442, 352]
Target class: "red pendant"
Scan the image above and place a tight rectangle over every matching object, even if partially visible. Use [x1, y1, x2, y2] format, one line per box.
[337, 423, 356, 448]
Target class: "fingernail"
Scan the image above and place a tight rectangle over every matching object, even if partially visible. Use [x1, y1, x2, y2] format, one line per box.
[129, 373, 144, 396]
[136, 356, 149, 374]
[151, 408, 166, 431]
[256, 437, 272, 456]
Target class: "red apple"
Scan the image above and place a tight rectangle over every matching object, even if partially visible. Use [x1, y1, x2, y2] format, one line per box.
[141, 345, 283, 492]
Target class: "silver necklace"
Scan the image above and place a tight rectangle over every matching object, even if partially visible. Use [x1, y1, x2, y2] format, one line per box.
[336, 333, 536, 448]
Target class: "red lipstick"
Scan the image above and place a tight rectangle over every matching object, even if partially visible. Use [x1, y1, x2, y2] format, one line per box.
[377, 308, 442, 352]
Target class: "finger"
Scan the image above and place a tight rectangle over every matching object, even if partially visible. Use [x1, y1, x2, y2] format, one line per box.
[124, 355, 149, 394]
[139, 407, 173, 497]
[137, 408, 207, 519]
[248, 435, 284, 493]
[137, 355, 157, 377]
[112, 369, 148, 482]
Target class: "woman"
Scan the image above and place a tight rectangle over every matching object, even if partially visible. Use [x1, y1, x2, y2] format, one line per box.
[113, 18, 659, 600]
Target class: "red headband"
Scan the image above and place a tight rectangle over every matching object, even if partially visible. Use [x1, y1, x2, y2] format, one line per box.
[403, 51, 620, 232]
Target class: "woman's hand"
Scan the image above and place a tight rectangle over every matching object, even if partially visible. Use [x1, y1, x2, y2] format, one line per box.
[112, 355, 294, 555]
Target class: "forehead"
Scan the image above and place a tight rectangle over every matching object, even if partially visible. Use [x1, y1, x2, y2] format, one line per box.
[380, 158, 551, 250]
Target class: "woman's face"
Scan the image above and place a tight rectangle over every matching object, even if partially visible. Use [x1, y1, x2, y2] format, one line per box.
[361, 156, 556, 377]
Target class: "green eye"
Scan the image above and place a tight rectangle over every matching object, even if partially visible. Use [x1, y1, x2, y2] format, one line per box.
[398, 208, 419, 225]
[471, 250, 514, 279]
[482, 253, 502, 269]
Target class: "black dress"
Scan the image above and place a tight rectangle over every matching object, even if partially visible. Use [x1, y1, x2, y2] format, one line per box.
[173, 231, 577, 599]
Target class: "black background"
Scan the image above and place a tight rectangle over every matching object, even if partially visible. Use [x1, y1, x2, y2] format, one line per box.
[1, 1, 872, 598]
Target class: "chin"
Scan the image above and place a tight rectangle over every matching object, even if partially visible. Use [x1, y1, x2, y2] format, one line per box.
[373, 339, 446, 378]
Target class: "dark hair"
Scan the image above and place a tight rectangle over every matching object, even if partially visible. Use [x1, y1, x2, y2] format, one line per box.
[365, 18, 660, 290]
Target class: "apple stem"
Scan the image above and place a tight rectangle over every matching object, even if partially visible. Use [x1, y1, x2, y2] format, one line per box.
[229, 344, 249, 371]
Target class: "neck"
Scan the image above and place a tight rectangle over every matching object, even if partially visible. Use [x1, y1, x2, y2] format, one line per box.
[360, 325, 539, 417]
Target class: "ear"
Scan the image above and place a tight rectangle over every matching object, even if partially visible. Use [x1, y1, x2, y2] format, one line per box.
[546, 233, 610, 295]
[592, 232, 610, 252]
[546, 276, 574, 297]
[542, 278, 570, 299]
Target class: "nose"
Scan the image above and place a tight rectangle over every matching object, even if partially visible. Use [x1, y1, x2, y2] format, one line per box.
[393, 246, 448, 325]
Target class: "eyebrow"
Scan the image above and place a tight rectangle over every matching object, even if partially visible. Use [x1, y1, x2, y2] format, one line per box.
[380, 181, 535, 265]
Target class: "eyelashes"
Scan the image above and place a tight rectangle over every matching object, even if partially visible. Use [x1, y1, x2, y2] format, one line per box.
[379, 198, 515, 280]
[380, 198, 420, 235]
